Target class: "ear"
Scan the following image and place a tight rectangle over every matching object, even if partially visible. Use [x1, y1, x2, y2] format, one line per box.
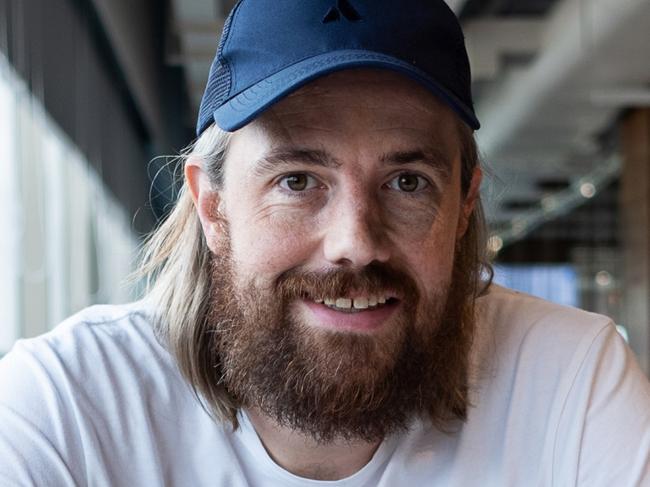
[456, 166, 482, 240]
[185, 156, 223, 253]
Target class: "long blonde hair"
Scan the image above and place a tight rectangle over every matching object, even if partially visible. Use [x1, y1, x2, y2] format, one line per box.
[135, 121, 491, 427]
[136, 125, 237, 423]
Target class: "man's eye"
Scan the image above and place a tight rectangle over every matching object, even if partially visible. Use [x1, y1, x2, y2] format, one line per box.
[387, 173, 429, 193]
[278, 173, 318, 192]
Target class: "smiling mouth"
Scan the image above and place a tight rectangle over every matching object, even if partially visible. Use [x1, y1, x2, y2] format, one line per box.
[300, 292, 401, 331]
[311, 295, 399, 313]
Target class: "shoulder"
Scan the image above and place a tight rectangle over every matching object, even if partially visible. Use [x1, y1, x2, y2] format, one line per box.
[467, 285, 650, 484]
[7, 300, 169, 369]
[0, 301, 173, 484]
[0, 300, 180, 415]
[476, 284, 613, 353]
[20, 300, 163, 351]
[0, 303, 237, 485]
[478, 283, 612, 330]
[470, 284, 623, 409]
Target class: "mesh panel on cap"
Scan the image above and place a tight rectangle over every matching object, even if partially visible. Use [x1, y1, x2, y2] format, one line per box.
[210, 4, 237, 107]
[210, 61, 232, 108]
[197, 3, 238, 135]
[197, 58, 232, 135]
[217, 3, 236, 55]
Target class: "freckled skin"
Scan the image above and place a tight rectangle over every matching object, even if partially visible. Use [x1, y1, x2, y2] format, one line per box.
[217, 69, 476, 302]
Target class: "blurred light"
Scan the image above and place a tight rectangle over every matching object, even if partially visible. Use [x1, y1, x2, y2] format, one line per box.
[488, 235, 504, 253]
[579, 182, 596, 198]
[541, 196, 558, 212]
[595, 270, 612, 287]
[511, 219, 527, 236]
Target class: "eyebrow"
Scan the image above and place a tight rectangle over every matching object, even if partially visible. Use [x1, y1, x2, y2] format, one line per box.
[380, 149, 453, 181]
[253, 148, 342, 176]
[253, 146, 452, 180]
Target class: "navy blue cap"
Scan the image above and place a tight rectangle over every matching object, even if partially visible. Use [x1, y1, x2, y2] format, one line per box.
[197, 0, 480, 136]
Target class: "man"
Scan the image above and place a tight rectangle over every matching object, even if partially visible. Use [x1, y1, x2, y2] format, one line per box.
[1, 0, 649, 485]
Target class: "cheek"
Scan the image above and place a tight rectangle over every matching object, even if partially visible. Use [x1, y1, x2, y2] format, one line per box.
[381, 180, 461, 243]
[404, 231, 456, 294]
[396, 202, 460, 294]
[225, 200, 318, 279]
[383, 202, 438, 241]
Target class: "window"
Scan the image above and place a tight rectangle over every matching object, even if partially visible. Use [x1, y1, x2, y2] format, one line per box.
[0, 52, 139, 355]
[493, 264, 579, 308]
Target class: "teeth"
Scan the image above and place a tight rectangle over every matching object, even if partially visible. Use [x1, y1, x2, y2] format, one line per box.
[353, 297, 369, 309]
[335, 298, 352, 309]
[318, 295, 391, 309]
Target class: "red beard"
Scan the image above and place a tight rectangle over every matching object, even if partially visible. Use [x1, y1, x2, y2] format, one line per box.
[208, 240, 474, 443]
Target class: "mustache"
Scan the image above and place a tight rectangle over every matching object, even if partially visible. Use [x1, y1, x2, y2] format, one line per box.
[275, 261, 419, 302]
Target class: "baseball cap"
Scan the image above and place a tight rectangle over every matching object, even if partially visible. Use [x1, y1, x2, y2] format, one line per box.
[196, 0, 480, 136]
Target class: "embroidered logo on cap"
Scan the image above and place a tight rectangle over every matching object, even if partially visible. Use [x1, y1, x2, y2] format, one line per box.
[322, 0, 362, 23]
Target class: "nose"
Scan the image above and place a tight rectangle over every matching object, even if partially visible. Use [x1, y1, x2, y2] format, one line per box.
[322, 193, 391, 267]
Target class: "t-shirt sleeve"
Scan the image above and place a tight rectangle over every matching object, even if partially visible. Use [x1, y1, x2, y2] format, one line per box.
[552, 323, 650, 486]
[0, 339, 85, 486]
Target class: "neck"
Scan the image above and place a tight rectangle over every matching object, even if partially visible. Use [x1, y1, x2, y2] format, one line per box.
[245, 408, 382, 481]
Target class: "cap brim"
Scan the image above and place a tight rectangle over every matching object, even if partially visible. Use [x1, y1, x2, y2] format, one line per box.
[213, 49, 480, 132]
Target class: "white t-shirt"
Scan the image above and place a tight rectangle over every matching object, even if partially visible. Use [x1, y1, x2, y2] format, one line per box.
[1, 285, 649, 486]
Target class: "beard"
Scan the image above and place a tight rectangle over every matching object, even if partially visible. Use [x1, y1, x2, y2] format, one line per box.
[207, 233, 476, 444]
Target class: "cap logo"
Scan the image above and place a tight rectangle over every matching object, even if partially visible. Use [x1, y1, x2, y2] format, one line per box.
[322, 0, 362, 23]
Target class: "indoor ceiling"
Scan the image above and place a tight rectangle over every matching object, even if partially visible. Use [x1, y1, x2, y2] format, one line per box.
[167, 0, 650, 247]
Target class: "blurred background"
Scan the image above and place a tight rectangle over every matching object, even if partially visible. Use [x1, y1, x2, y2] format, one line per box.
[0, 0, 649, 373]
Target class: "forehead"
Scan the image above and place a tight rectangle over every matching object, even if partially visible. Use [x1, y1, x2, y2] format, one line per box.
[281, 69, 446, 106]
[249, 69, 460, 150]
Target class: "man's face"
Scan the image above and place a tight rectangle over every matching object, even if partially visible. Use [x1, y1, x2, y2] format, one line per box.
[205, 70, 479, 441]
[221, 70, 467, 324]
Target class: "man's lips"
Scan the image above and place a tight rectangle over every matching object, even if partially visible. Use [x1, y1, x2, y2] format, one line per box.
[301, 297, 400, 332]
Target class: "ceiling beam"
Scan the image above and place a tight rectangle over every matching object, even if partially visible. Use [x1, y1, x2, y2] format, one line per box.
[475, 0, 650, 158]
[464, 18, 544, 80]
